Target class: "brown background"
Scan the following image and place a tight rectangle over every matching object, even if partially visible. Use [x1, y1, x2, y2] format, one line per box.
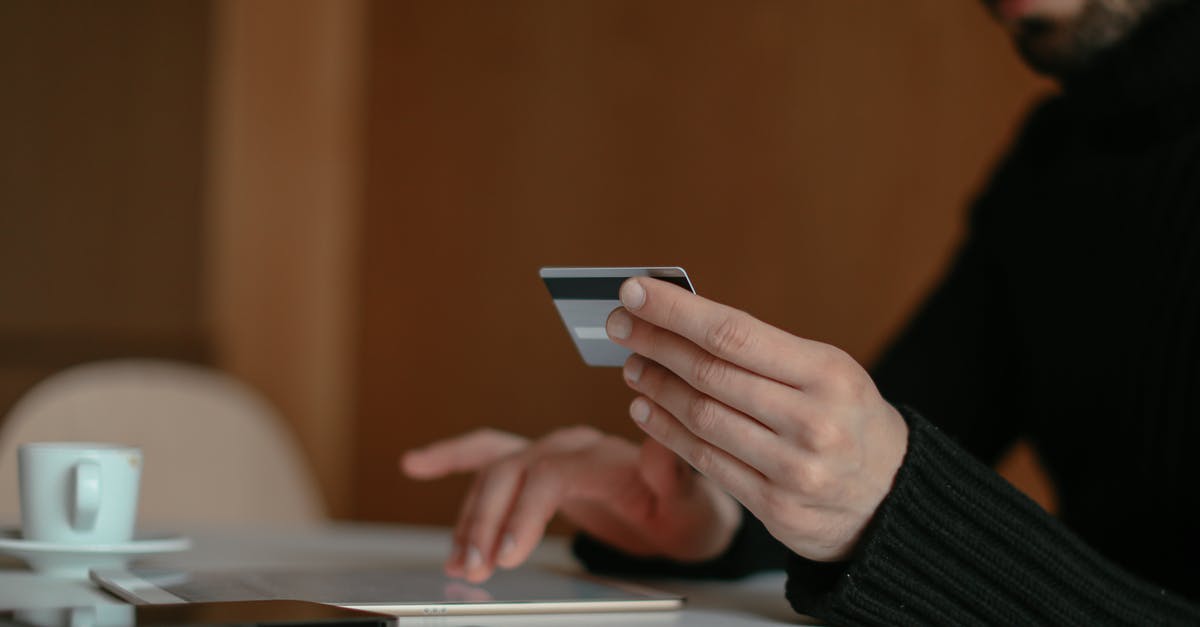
[0, 2, 211, 426]
[1, 1, 1054, 525]
[354, 1, 1054, 523]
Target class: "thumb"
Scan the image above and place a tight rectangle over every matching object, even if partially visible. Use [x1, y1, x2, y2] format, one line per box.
[637, 437, 689, 499]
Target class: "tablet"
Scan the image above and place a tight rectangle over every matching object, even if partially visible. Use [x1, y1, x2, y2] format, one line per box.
[91, 566, 684, 617]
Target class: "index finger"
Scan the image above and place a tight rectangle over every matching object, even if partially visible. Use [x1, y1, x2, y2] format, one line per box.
[617, 277, 831, 387]
[402, 429, 528, 479]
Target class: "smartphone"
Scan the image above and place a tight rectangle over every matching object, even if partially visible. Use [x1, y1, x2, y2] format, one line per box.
[1, 600, 393, 627]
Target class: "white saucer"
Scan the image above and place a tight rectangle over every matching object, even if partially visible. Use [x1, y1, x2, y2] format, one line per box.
[0, 528, 191, 579]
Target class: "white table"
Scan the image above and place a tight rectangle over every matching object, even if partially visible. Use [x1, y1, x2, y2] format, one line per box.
[0, 523, 814, 626]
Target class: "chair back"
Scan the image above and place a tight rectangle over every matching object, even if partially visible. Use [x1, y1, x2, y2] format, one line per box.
[0, 359, 326, 528]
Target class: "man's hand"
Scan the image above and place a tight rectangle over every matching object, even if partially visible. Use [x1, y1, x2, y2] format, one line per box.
[605, 277, 908, 562]
[401, 427, 741, 583]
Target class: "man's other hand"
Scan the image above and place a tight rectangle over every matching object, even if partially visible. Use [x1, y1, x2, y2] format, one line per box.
[401, 427, 741, 583]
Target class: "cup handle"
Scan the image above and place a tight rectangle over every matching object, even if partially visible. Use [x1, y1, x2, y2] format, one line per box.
[72, 461, 101, 531]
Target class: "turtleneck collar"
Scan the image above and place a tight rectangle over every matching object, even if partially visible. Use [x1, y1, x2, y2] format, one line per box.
[1059, 0, 1200, 132]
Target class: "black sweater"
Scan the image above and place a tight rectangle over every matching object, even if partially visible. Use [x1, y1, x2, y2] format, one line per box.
[575, 2, 1200, 624]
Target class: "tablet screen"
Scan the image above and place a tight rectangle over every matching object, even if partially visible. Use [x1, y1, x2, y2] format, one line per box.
[92, 566, 683, 616]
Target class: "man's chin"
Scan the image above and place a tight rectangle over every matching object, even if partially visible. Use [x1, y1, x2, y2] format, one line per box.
[1013, 19, 1087, 77]
[1002, 0, 1176, 78]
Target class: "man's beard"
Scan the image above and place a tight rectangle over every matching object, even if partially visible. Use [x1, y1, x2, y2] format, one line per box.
[1013, 0, 1179, 77]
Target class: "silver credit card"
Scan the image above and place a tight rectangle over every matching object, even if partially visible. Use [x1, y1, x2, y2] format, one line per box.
[540, 266, 696, 367]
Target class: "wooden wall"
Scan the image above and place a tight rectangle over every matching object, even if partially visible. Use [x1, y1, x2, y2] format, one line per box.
[205, 0, 366, 518]
[0, 1, 210, 423]
[354, 1, 1052, 523]
[0, 0, 369, 519]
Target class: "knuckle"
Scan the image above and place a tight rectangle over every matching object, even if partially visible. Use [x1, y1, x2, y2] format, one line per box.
[840, 372, 870, 400]
[473, 427, 519, 447]
[706, 312, 754, 356]
[691, 353, 729, 388]
[685, 394, 723, 437]
[818, 346, 866, 396]
[806, 420, 846, 452]
[813, 344, 847, 374]
[565, 424, 601, 439]
[799, 462, 836, 497]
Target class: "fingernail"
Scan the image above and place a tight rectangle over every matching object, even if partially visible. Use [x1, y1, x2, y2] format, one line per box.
[624, 358, 643, 383]
[499, 534, 516, 559]
[607, 309, 633, 340]
[466, 545, 483, 571]
[630, 398, 651, 424]
[620, 279, 646, 310]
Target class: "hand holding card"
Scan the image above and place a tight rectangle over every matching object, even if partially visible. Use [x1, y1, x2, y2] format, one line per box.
[604, 276, 909, 562]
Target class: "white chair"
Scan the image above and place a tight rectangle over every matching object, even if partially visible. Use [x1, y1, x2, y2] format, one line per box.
[0, 359, 326, 529]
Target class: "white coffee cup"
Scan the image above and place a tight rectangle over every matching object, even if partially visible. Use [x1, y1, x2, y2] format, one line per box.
[18, 442, 142, 545]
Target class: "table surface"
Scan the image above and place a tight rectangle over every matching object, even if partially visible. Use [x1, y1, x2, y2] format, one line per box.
[0, 523, 815, 626]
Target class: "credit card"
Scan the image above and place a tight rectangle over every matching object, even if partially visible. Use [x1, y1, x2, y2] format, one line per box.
[540, 266, 696, 367]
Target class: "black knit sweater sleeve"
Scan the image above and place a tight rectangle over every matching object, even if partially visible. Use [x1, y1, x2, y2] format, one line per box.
[572, 109, 1046, 589]
[785, 406, 1200, 625]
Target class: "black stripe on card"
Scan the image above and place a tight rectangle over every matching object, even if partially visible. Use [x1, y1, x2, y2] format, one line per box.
[543, 275, 693, 300]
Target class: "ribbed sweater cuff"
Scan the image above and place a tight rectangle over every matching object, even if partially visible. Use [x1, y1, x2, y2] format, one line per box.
[573, 505, 787, 580]
[785, 406, 1200, 626]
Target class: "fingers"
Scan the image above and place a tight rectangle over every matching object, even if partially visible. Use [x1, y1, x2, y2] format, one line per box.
[451, 458, 526, 583]
[497, 447, 657, 571]
[490, 457, 570, 571]
[610, 277, 834, 387]
[442, 426, 609, 583]
[402, 429, 527, 480]
[625, 357, 797, 478]
[628, 396, 768, 513]
[613, 314, 807, 434]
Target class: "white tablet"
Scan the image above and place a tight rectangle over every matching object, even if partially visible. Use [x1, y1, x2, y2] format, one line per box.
[91, 566, 684, 617]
